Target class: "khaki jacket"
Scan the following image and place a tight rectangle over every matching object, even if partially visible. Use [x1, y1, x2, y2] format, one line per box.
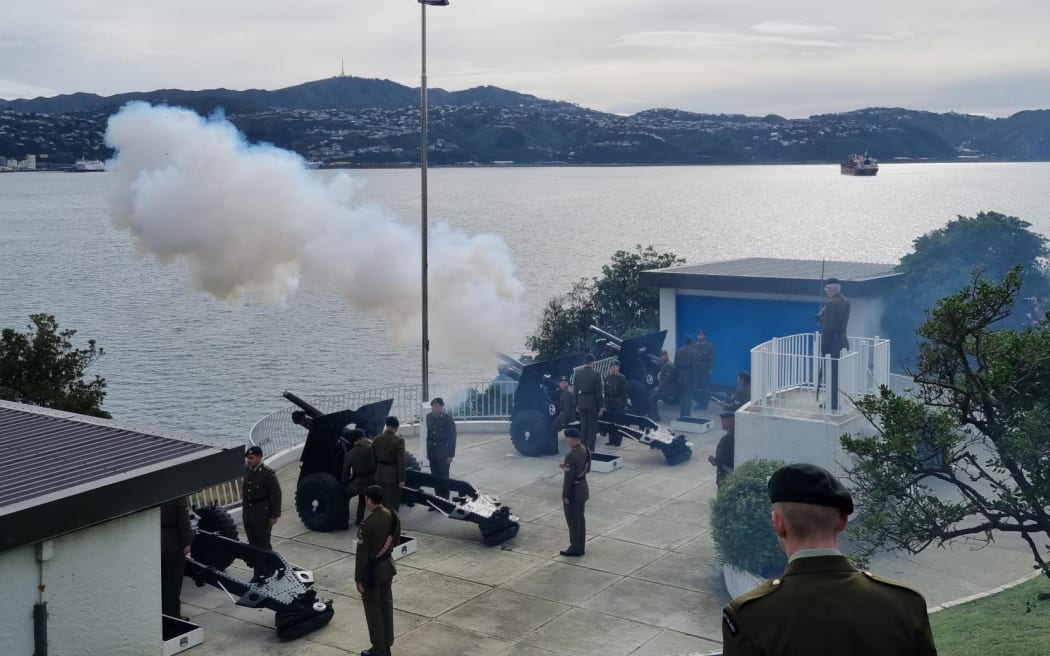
[371, 429, 406, 485]
[354, 505, 399, 585]
[341, 439, 375, 496]
[573, 366, 603, 411]
[242, 464, 282, 524]
[561, 443, 590, 502]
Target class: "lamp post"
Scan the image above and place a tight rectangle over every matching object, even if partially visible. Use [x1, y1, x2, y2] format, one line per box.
[418, 0, 448, 406]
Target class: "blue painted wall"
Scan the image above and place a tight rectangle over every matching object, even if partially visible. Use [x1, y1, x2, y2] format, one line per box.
[676, 295, 819, 387]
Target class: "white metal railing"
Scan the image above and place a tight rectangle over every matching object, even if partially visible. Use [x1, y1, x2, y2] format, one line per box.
[248, 380, 518, 455]
[750, 333, 890, 415]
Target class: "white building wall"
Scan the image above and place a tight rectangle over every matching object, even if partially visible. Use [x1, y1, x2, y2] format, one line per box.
[0, 509, 162, 656]
[0, 545, 38, 652]
[735, 407, 876, 479]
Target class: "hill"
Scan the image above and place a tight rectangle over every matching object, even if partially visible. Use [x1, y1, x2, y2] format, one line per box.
[2, 78, 1049, 167]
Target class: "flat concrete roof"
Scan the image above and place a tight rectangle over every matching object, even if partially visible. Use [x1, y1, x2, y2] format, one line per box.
[0, 400, 244, 552]
[640, 257, 901, 296]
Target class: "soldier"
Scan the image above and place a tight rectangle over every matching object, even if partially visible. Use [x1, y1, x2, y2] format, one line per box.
[693, 330, 715, 409]
[647, 350, 675, 422]
[708, 411, 735, 485]
[372, 416, 406, 511]
[559, 427, 590, 557]
[159, 496, 192, 619]
[425, 397, 457, 500]
[242, 445, 282, 578]
[554, 375, 576, 434]
[341, 427, 374, 525]
[573, 353, 604, 452]
[674, 335, 696, 418]
[817, 277, 851, 411]
[722, 463, 936, 656]
[355, 485, 400, 656]
[717, 371, 752, 413]
[602, 359, 629, 446]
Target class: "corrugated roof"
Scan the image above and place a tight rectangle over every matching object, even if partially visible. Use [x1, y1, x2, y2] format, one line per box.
[0, 405, 210, 508]
[0, 400, 244, 553]
[639, 257, 901, 296]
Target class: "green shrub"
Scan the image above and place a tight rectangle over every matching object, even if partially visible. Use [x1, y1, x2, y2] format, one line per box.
[710, 458, 787, 578]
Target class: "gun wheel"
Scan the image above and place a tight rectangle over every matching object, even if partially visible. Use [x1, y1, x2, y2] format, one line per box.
[191, 505, 239, 570]
[296, 472, 348, 532]
[510, 409, 556, 457]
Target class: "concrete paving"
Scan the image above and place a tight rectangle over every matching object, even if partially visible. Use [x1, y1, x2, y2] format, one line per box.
[182, 406, 1037, 656]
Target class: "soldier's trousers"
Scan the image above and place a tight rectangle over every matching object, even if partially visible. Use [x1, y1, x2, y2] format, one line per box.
[243, 518, 274, 577]
[427, 444, 452, 498]
[563, 498, 587, 553]
[361, 580, 394, 655]
[677, 383, 693, 418]
[380, 482, 401, 512]
[578, 407, 598, 452]
[161, 549, 187, 617]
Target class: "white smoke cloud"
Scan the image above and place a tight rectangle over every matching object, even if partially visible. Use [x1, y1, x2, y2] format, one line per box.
[104, 102, 525, 360]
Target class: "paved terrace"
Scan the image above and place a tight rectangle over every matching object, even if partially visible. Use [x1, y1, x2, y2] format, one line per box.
[182, 418, 1037, 656]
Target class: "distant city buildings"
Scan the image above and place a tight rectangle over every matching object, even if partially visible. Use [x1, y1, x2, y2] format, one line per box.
[0, 153, 36, 171]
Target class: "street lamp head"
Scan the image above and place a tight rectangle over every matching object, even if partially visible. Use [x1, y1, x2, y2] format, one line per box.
[419, 0, 449, 5]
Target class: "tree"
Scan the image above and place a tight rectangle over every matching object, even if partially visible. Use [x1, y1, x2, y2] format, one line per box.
[0, 314, 111, 418]
[842, 268, 1050, 580]
[883, 211, 1049, 367]
[525, 245, 684, 360]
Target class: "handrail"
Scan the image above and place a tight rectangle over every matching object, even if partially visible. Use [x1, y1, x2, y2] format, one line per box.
[749, 333, 890, 416]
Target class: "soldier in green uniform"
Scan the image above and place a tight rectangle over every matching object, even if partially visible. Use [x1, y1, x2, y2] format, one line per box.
[708, 411, 735, 485]
[355, 485, 400, 656]
[371, 416, 406, 511]
[674, 335, 696, 418]
[693, 330, 715, 409]
[647, 350, 675, 422]
[341, 427, 375, 525]
[573, 353, 604, 452]
[717, 371, 751, 413]
[817, 277, 851, 411]
[159, 496, 192, 619]
[721, 463, 936, 656]
[242, 445, 282, 578]
[602, 360, 629, 446]
[554, 375, 576, 434]
[559, 427, 591, 557]
[425, 397, 457, 499]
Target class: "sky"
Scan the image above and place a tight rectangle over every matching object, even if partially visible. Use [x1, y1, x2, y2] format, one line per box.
[3, 1, 1049, 118]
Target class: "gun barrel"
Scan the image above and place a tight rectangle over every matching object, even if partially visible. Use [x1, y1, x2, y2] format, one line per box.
[283, 391, 323, 418]
[498, 352, 526, 368]
[498, 364, 523, 380]
[588, 325, 623, 349]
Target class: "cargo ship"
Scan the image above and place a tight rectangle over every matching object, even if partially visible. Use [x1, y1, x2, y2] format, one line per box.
[840, 152, 878, 176]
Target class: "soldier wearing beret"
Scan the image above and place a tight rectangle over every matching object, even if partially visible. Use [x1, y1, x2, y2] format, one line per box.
[573, 353, 604, 452]
[708, 411, 735, 485]
[341, 427, 375, 525]
[554, 375, 577, 435]
[559, 428, 590, 557]
[425, 397, 457, 500]
[602, 360, 629, 446]
[242, 445, 282, 578]
[721, 463, 936, 656]
[817, 277, 851, 411]
[356, 485, 400, 656]
[159, 496, 192, 619]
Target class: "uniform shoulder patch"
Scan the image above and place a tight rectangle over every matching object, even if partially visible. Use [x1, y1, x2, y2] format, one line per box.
[722, 607, 739, 635]
[863, 570, 924, 597]
[730, 577, 781, 610]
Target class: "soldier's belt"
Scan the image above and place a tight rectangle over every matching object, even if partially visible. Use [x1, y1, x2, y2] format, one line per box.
[246, 497, 270, 503]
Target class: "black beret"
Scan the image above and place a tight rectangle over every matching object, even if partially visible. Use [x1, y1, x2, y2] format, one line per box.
[385, 416, 400, 428]
[584, 353, 596, 363]
[342, 426, 365, 440]
[564, 428, 581, 439]
[825, 277, 842, 285]
[245, 445, 263, 457]
[610, 359, 620, 366]
[430, 397, 444, 406]
[768, 463, 853, 514]
[719, 411, 735, 419]
[559, 375, 569, 382]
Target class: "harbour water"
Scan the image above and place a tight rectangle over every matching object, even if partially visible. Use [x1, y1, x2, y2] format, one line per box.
[2, 163, 1049, 441]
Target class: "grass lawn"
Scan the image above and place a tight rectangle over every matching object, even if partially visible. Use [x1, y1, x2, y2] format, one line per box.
[931, 574, 1050, 656]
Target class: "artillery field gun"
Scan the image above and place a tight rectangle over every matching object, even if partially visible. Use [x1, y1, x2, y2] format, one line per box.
[284, 392, 520, 546]
[500, 343, 693, 465]
[185, 505, 334, 641]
